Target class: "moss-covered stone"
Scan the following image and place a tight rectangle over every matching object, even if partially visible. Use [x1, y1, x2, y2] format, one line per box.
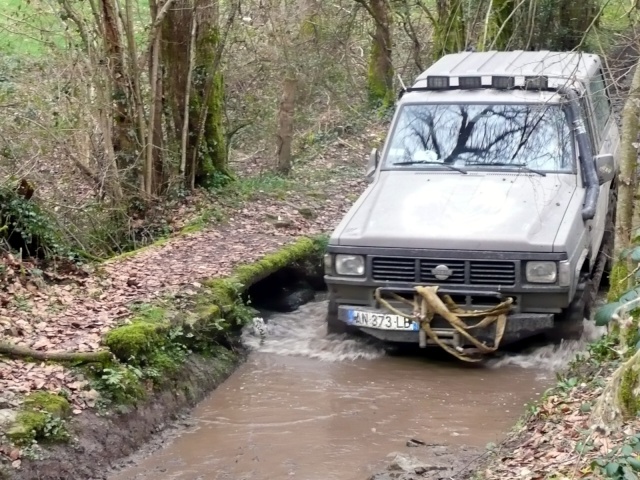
[104, 322, 167, 361]
[193, 304, 221, 322]
[202, 236, 322, 312]
[6, 392, 70, 445]
[204, 278, 238, 311]
[132, 305, 168, 323]
[147, 349, 186, 379]
[6, 411, 47, 444]
[235, 237, 317, 284]
[99, 235, 325, 404]
[23, 391, 71, 418]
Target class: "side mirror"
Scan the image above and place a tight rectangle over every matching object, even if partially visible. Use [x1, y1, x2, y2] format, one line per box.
[594, 153, 615, 185]
[365, 148, 379, 183]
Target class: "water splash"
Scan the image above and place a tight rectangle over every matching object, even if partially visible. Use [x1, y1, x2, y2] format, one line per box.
[241, 300, 385, 362]
[488, 318, 607, 371]
[242, 297, 609, 370]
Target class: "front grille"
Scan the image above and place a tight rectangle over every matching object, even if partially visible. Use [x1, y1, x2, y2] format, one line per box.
[371, 257, 415, 282]
[371, 257, 516, 286]
[470, 261, 516, 285]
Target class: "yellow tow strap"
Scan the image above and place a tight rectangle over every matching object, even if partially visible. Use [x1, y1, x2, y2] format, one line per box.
[374, 286, 513, 362]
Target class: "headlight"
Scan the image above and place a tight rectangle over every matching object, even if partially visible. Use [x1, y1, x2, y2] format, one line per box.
[526, 261, 557, 283]
[335, 254, 365, 276]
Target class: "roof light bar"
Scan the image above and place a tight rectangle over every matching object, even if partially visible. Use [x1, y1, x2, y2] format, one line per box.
[458, 76, 482, 89]
[426, 76, 450, 90]
[524, 76, 549, 90]
[492, 76, 515, 89]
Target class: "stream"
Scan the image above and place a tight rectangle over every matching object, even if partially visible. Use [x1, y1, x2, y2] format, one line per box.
[108, 296, 605, 480]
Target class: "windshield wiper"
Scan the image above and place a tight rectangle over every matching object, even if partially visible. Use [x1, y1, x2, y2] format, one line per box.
[468, 162, 546, 177]
[392, 160, 468, 174]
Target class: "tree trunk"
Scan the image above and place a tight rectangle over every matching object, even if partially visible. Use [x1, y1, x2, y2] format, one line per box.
[557, 0, 598, 50]
[398, 1, 424, 72]
[152, 55, 165, 193]
[122, 0, 147, 171]
[163, 0, 229, 189]
[100, 0, 135, 170]
[591, 347, 640, 430]
[366, 0, 394, 107]
[275, 77, 297, 176]
[162, 0, 191, 151]
[521, 0, 599, 50]
[181, 13, 197, 178]
[433, 0, 466, 59]
[195, 65, 227, 187]
[489, 0, 516, 50]
[0, 342, 113, 364]
[614, 61, 640, 259]
[145, 26, 162, 196]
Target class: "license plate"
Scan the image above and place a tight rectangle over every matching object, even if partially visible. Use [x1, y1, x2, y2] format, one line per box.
[346, 310, 419, 331]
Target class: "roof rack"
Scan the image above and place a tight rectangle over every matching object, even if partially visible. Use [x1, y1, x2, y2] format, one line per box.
[397, 74, 558, 99]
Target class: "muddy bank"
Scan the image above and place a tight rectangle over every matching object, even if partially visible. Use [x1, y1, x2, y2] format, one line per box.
[9, 353, 242, 480]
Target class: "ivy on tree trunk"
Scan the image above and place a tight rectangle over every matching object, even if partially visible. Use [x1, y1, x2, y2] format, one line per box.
[163, 0, 230, 189]
[190, 59, 228, 188]
[488, 0, 516, 50]
[432, 0, 466, 59]
[100, 0, 137, 179]
[358, 0, 394, 108]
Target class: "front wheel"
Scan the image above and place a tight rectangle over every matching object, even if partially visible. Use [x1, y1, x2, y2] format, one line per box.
[548, 282, 589, 341]
[327, 314, 349, 335]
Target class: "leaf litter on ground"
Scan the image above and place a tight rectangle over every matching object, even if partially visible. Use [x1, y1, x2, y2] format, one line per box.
[0, 127, 376, 415]
[479, 366, 640, 480]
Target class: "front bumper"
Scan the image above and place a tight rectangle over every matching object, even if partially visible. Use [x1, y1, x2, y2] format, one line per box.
[333, 304, 554, 347]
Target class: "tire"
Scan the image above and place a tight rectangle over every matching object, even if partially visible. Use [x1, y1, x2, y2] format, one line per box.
[603, 182, 618, 279]
[549, 282, 588, 341]
[325, 299, 353, 335]
[327, 313, 349, 335]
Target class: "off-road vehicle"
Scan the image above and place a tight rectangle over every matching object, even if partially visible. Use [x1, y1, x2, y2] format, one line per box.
[323, 50, 619, 353]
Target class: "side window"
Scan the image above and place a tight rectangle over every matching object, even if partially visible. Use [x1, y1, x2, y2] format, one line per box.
[590, 69, 611, 135]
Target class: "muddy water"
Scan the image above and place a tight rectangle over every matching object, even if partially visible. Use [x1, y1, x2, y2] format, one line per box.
[110, 299, 604, 480]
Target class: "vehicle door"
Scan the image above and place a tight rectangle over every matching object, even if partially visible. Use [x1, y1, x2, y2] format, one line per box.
[583, 67, 619, 262]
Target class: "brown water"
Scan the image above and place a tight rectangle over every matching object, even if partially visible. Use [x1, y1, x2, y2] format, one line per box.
[110, 300, 604, 480]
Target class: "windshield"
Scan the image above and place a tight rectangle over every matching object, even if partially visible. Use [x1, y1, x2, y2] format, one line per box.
[383, 103, 574, 172]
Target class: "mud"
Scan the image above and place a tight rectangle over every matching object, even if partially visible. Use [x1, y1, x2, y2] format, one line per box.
[107, 300, 595, 480]
[9, 354, 242, 480]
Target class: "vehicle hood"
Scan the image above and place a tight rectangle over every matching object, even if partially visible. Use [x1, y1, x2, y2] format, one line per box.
[333, 171, 577, 252]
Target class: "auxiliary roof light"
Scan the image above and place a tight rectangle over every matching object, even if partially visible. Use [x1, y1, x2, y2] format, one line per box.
[524, 76, 549, 90]
[426, 76, 450, 89]
[458, 76, 482, 89]
[492, 76, 515, 89]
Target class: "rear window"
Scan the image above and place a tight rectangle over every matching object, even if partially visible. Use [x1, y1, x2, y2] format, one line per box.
[383, 103, 574, 172]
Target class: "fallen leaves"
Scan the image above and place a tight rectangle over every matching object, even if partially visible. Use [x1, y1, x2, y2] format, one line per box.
[0, 127, 375, 419]
[481, 370, 640, 480]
